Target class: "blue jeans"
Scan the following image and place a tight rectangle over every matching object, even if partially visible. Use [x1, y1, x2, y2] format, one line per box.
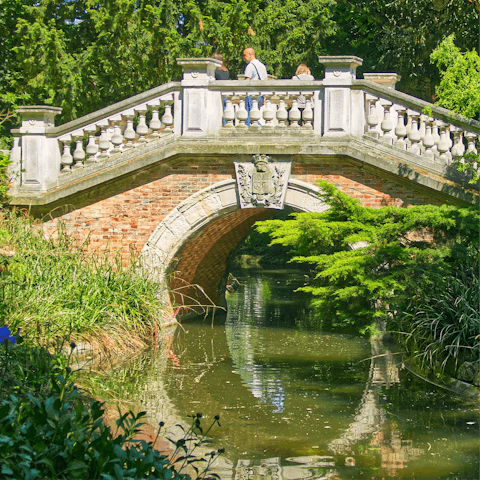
[245, 95, 264, 126]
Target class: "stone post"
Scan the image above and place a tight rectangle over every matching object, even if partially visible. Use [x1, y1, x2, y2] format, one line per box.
[176, 58, 223, 137]
[363, 73, 401, 90]
[318, 56, 363, 137]
[11, 106, 63, 192]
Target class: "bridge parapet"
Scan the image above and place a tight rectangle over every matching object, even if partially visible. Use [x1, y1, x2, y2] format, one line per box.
[9, 56, 480, 201]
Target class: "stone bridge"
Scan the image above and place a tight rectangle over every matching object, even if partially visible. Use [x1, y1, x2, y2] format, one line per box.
[8, 56, 480, 309]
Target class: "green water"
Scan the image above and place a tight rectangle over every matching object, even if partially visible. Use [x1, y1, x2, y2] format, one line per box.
[105, 269, 479, 479]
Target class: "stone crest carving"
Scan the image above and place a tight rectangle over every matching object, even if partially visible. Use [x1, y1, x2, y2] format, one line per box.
[234, 155, 291, 209]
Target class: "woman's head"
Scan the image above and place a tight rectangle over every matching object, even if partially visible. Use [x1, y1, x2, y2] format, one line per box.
[295, 64, 311, 75]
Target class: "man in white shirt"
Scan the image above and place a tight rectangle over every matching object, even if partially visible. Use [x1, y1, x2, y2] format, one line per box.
[243, 48, 268, 80]
[242, 48, 267, 125]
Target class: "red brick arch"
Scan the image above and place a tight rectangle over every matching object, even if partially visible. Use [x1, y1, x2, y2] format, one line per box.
[41, 154, 444, 313]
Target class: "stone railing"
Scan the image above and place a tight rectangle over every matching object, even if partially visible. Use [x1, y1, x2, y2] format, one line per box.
[9, 56, 480, 194]
[9, 81, 182, 192]
[357, 78, 480, 167]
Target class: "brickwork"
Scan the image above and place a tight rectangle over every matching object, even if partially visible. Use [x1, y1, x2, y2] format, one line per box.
[41, 154, 443, 308]
[42, 156, 235, 264]
[292, 157, 443, 208]
[170, 208, 274, 306]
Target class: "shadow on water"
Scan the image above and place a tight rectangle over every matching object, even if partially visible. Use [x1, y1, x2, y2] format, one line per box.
[93, 268, 480, 479]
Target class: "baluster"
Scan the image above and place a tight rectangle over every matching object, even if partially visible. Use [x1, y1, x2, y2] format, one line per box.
[60, 140, 73, 173]
[123, 115, 136, 148]
[85, 129, 99, 163]
[97, 125, 111, 160]
[431, 121, 440, 156]
[289, 98, 301, 128]
[223, 97, 235, 128]
[235, 99, 248, 128]
[380, 102, 394, 144]
[405, 115, 412, 137]
[263, 96, 275, 128]
[437, 122, 451, 164]
[135, 108, 149, 142]
[72, 135, 86, 169]
[422, 119, 435, 161]
[276, 95, 288, 128]
[110, 119, 124, 153]
[471, 136, 480, 169]
[465, 132, 478, 155]
[418, 115, 427, 144]
[451, 127, 466, 163]
[366, 97, 379, 138]
[302, 96, 314, 130]
[465, 132, 479, 174]
[249, 99, 262, 127]
[162, 102, 174, 132]
[149, 106, 162, 137]
[394, 108, 407, 150]
[407, 114, 421, 155]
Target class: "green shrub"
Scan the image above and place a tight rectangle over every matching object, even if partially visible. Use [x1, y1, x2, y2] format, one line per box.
[0, 339, 223, 480]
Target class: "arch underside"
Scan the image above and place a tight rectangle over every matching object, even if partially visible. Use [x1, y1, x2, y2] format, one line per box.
[140, 179, 329, 307]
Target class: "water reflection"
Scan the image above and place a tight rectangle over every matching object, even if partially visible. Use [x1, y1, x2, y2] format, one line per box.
[225, 275, 286, 412]
[94, 269, 479, 479]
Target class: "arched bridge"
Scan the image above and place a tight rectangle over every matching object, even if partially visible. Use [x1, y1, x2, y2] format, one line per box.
[8, 56, 480, 309]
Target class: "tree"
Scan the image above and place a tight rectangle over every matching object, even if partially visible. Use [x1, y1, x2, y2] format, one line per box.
[430, 34, 480, 118]
[330, 0, 480, 101]
[255, 181, 479, 337]
[429, 34, 480, 181]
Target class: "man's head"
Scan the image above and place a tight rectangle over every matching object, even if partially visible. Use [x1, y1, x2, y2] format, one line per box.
[243, 48, 255, 63]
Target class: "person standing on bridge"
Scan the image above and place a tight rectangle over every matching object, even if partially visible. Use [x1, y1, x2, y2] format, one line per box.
[243, 47, 268, 126]
[243, 47, 267, 81]
[291, 64, 315, 121]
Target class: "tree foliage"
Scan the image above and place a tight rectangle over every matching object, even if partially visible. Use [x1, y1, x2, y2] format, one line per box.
[431, 34, 480, 119]
[0, 0, 336, 137]
[255, 181, 479, 335]
[330, 0, 480, 100]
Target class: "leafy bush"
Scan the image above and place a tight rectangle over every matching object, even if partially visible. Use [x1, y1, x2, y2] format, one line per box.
[0, 339, 224, 480]
[255, 180, 479, 343]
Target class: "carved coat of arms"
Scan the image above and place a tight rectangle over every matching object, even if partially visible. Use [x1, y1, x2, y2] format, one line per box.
[234, 155, 291, 209]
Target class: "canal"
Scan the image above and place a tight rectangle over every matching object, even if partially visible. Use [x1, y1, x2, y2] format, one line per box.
[100, 268, 479, 479]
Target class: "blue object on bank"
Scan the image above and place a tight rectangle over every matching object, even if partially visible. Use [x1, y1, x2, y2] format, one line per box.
[0, 326, 17, 345]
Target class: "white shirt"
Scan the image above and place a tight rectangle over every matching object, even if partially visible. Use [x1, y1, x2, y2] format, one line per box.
[244, 59, 268, 80]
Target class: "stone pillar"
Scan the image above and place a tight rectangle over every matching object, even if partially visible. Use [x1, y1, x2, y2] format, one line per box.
[11, 106, 63, 192]
[318, 56, 363, 137]
[176, 57, 223, 137]
[363, 73, 401, 90]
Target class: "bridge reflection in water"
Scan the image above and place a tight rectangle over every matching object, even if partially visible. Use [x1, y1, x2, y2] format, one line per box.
[98, 269, 478, 480]
[223, 273, 424, 479]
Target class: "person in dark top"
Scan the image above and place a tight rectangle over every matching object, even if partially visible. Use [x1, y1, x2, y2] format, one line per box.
[213, 53, 230, 80]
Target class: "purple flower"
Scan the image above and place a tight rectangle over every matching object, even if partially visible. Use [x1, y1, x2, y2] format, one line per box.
[0, 326, 17, 345]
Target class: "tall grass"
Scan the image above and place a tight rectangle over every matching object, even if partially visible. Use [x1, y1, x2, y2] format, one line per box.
[0, 210, 166, 352]
[393, 253, 479, 374]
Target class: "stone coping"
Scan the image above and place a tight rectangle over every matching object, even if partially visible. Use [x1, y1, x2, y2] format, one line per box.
[9, 133, 479, 207]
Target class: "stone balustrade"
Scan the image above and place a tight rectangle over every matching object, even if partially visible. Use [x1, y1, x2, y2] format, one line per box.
[361, 92, 478, 167]
[9, 56, 480, 195]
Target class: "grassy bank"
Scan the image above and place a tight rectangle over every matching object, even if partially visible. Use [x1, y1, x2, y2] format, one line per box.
[0, 209, 166, 354]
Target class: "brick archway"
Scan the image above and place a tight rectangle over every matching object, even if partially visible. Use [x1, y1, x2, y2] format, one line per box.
[140, 178, 329, 306]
